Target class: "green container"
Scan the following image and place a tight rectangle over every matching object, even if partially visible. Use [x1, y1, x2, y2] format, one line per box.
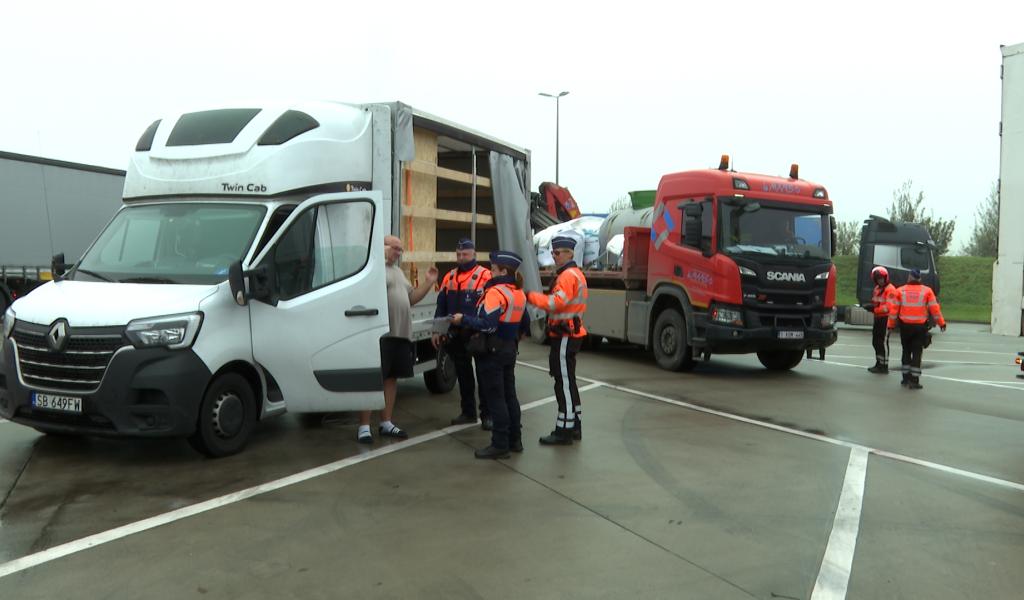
[628, 190, 656, 209]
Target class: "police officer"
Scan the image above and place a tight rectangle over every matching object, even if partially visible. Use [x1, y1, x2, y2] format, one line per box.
[434, 238, 492, 429]
[866, 266, 897, 374]
[527, 235, 588, 446]
[451, 251, 530, 459]
[888, 268, 946, 390]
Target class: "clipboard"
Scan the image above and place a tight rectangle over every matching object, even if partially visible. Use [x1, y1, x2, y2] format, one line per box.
[431, 317, 453, 334]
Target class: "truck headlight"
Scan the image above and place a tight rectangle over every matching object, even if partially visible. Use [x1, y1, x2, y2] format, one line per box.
[821, 307, 837, 328]
[711, 306, 744, 327]
[815, 272, 830, 280]
[126, 313, 203, 349]
[2, 307, 14, 339]
[738, 266, 756, 277]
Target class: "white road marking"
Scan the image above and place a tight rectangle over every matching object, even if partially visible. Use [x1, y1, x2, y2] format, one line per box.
[823, 354, 1012, 367]
[810, 448, 868, 600]
[0, 383, 605, 579]
[516, 361, 1024, 493]
[815, 358, 1024, 392]
[831, 343, 1012, 357]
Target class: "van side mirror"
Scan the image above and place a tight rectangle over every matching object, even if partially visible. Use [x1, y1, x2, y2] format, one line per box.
[51, 253, 69, 279]
[248, 263, 276, 305]
[683, 204, 702, 250]
[228, 262, 248, 306]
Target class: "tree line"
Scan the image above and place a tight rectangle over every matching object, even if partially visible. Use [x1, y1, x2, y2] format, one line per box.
[834, 180, 998, 257]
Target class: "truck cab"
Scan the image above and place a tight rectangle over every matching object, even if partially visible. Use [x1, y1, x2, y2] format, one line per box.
[649, 161, 838, 369]
[855, 215, 939, 305]
[0, 102, 398, 456]
[581, 157, 838, 372]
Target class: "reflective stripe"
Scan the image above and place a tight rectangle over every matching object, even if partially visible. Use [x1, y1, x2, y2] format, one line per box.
[560, 337, 575, 424]
[550, 312, 584, 320]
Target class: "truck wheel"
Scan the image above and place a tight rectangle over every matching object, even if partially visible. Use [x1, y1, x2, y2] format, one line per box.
[756, 350, 805, 371]
[652, 309, 696, 372]
[423, 346, 457, 394]
[188, 373, 257, 458]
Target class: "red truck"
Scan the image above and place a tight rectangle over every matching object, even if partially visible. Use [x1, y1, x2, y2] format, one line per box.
[578, 157, 838, 371]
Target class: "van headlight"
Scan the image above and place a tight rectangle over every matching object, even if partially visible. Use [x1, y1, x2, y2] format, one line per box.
[821, 307, 837, 328]
[2, 307, 14, 339]
[126, 313, 203, 349]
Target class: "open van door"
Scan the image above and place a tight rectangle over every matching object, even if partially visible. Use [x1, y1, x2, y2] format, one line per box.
[247, 191, 389, 412]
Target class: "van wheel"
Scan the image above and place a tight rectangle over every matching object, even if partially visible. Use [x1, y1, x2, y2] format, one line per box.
[757, 350, 805, 371]
[652, 309, 696, 372]
[424, 347, 457, 394]
[188, 373, 257, 458]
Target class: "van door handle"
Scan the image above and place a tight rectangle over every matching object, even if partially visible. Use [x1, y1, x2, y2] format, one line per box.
[345, 306, 379, 317]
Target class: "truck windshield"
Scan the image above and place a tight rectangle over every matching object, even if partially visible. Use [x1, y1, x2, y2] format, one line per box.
[719, 201, 831, 260]
[72, 203, 266, 285]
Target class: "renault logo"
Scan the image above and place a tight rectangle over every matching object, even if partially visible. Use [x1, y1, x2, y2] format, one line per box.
[47, 320, 69, 352]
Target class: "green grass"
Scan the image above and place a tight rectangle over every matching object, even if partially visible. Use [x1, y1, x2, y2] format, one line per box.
[833, 255, 995, 323]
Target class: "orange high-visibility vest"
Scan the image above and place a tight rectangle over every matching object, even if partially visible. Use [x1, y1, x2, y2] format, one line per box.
[888, 283, 946, 328]
[484, 284, 527, 324]
[443, 265, 490, 293]
[872, 283, 897, 317]
[527, 265, 588, 338]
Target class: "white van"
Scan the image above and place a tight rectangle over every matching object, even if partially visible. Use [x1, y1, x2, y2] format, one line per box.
[0, 101, 538, 456]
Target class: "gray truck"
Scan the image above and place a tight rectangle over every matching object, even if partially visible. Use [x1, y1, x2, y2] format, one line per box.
[0, 151, 125, 302]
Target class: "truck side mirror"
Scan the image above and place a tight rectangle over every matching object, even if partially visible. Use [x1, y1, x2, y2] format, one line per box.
[829, 216, 837, 258]
[683, 204, 702, 250]
[51, 253, 68, 279]
[228, 262, 248, 306]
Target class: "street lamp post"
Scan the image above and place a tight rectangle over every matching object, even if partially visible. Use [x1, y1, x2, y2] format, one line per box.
[538, 91, 569, 185]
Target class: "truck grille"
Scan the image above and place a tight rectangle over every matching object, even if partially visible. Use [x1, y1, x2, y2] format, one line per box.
[12, 323, 127, 393]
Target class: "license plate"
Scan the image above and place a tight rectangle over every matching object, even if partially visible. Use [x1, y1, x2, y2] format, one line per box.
[31, 392, 83, 413]
[777, 330, 805, 340]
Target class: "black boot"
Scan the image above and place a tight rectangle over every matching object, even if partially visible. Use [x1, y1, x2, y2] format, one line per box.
[539, 429, 574, 446]
[868, 362, 888, 374]
[908, 377, 923, 390]
[900, 372, 910, 387]
[474, 445, 510, 459]
[572, 422, 582, 441]
[450, 413, 477, 425]
[509, 438, 524, 453]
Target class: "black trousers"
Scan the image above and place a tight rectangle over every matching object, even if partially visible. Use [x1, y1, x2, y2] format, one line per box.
[446, 336, 488, 418]
[899, 323, 929, 381]
[477, 341, 521, 449]
[871, 317, 889, 364]
[548, 336, 583, 432]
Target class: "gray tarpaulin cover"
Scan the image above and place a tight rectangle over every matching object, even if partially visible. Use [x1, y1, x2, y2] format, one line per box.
[490, 152, 546, 335]
[393, 104, 415, 162]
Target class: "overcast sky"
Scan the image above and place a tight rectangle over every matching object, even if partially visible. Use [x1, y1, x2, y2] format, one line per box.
[2, 1, 1021, 252]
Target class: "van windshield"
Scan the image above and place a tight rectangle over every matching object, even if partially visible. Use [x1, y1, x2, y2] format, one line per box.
[72, 203, 267, 285]
[719, 200, 831, 261]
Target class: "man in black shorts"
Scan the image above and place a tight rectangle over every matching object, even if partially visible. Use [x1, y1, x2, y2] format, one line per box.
[358, 235, 438, 443]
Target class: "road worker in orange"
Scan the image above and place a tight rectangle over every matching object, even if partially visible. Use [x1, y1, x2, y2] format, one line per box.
[887, 268, 946, 390]
[527, 236, 588, 446]
[867, 266, 898, 374]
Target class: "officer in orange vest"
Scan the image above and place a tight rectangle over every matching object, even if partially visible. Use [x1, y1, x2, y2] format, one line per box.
[866, 266, 898, 374]
[527, 235, 588, 446]
[434, 238, 493, 429]
[452, 250, 530, 459]
[887, 268, 946, 390]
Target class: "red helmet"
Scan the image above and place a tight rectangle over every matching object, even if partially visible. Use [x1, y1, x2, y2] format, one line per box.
[871, 266, 889, 282]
